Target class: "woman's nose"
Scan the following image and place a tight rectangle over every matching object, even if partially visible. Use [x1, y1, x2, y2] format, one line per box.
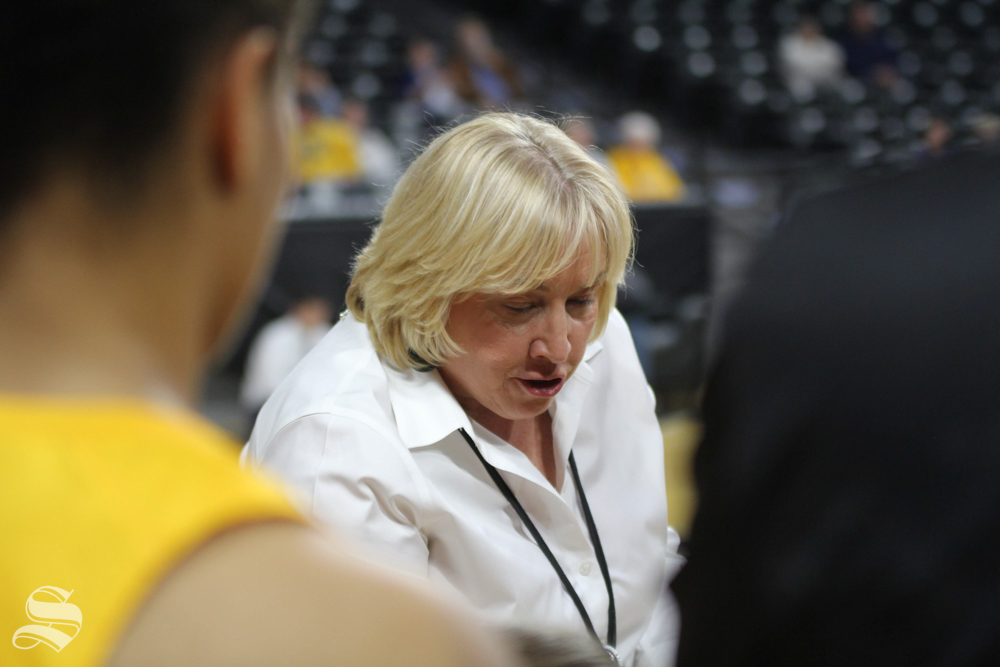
[530, 310, 571, 363]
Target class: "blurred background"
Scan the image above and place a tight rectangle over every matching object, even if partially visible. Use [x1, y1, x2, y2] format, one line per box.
[201, 0, 1000, 539]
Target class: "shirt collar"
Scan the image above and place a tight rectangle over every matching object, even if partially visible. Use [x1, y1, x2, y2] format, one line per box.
[384, 338, 604, 451]
[384, 364, 473, 449]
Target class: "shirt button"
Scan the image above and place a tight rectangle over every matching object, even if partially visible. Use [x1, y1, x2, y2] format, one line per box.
[579, 561, 593, 576]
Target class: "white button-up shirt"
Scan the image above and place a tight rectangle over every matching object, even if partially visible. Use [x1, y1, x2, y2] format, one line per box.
[243, 310, 683, 666]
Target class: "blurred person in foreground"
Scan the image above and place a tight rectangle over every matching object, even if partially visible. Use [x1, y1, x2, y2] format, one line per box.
[672, 151, 1000, 664]
[838, 0, 897, 88]
[244, 112, 683, 666]
[779, 16, 846, 102]
[240, 297, 333, 417]
[0, 2, 518, 666]
[608, 112, 686, 204]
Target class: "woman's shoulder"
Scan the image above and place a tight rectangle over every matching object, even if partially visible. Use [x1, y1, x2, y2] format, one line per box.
[588, 308, 651, 396]
[597, 308, 637, 355]
[244, 404, 430, 517]
[247, 315, 401, 456]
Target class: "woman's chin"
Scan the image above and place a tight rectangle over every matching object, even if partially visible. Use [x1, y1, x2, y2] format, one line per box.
[500, 397, 555, 422]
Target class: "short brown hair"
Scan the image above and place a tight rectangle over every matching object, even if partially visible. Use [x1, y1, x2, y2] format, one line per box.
[0, 0, 313, 225]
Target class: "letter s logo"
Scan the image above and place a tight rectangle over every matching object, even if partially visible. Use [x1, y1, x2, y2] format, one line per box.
[12, 586, 83, 652]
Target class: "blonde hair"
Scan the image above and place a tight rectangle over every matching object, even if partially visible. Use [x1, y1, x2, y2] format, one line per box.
[346, 112, 634, 370]
[503, 627, 616, 667]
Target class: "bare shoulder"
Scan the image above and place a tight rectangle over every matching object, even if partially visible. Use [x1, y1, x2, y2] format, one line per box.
[107, 521, 518, 667]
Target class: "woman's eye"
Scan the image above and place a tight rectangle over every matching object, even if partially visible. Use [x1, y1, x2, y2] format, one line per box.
[504, 303, 535, 313]
[569, 297, 596, 308]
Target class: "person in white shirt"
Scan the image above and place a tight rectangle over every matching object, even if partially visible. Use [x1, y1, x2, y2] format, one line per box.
[239, 297, 332, 414]
[243, 112, 683, 667]
[779, 16, 847, 102]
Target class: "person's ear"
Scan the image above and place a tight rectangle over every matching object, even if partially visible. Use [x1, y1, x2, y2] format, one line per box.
[211, 28, 281, 192]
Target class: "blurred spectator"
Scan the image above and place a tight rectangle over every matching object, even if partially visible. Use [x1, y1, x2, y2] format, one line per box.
[564, 116, 612, 171]
[342, 97, 400, 188]
[972, 113, 1000, 147]
[298, 63, 342, 117]
[401, 38, 462, 122]
[921, 117, 954, 160]
[838, 1, 897, 87]
[294, 95, 360, 185]
[450, 16, 523, 109]
[608, 112, 686, 203]
[240, 297, 333, 416]
[779, 16, 846, 102]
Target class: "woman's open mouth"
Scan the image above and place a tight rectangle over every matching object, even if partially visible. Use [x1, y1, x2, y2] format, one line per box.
[518, 377, 565, 397]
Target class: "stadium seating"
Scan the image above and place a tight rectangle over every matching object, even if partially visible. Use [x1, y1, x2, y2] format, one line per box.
[460, 0, 1000, 163]
[304, 0, 408, 130]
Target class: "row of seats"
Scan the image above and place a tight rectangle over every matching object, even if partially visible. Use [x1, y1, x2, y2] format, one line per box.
[464, 0, 1000, 162]
[302, 0, 408, 129]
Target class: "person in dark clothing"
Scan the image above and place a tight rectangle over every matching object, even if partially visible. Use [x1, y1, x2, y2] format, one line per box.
[672, 151, 1000, 666]
[838, 1, 897, 86]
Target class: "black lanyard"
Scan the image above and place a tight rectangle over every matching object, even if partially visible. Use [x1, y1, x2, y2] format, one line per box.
[458, 427, 618, 656]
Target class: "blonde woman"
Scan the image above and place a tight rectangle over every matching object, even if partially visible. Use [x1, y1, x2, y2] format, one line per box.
[243, 113, 683, 666]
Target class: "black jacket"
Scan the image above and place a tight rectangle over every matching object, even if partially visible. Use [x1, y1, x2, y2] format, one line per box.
[673, 152, 1000, 666]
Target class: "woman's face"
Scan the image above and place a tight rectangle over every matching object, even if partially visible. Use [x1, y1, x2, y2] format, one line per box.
[439, 250, 601, 427]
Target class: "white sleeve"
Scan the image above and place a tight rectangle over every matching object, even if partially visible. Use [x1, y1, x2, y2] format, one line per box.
[634, 582, 680, 667]
[635, 528, 686, 667]
[252, 412, 431, 572]
[601, 311, 685, 666]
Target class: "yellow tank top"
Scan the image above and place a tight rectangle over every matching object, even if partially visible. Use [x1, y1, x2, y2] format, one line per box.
[608, 146, 686, 203]
[0, 397, 301, 667]
[294, 118, 361, 184]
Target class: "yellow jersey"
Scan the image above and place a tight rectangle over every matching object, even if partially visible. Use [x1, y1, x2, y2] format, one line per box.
[0, 397, 301, 667]
[294, 118, 361, 184]
[608, 146, 686, 203]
